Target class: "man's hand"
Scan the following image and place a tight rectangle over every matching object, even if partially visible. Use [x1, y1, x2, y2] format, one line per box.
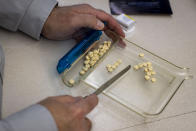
[39, 94, 98, 131]
[42, 4, 125, 40]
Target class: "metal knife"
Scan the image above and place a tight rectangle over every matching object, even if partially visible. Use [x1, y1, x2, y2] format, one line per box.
[93, 65, 131, 95]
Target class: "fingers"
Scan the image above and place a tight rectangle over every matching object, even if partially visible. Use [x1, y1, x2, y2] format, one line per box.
[71, 4, 125, 37]
[118, 38, 127, 48]
[54, 95, 83, 104]
[94, 9, 125, 37]
[75, 14, 104, 30]
[84, 117, 92, 131]
[72, 94, 98, 116]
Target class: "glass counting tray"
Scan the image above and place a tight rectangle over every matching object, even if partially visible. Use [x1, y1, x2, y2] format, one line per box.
[61, 31, 193, 117]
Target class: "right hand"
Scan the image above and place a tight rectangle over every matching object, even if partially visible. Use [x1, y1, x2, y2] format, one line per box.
[39, 94, 98, 131]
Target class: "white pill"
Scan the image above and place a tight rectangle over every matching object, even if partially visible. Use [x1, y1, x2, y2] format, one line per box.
[139, 63, 143, 68]
[144, 68, 148, 72]
[90, 61, 96, 66]
[106, 64, 112, 68]
[93, 50, 99, 54]
[99, 45, 103, 49]
[146, 72, 152, 76]
[91, 57, 97, 61]
[94, 56, 99, 61]
[151, 78, 156, 83]
[68, 79, 75, 85]
[103, 45, 107, 49]
[108, 68, 113, 72]
[85, 64, 90, 69]
[108, 41, 112, 44]
[94, 53, 99, 57]
[99, 48, 103, 52]
[102, 50, 106, 54]
[114, 62, 119, 67]
[83, 67, 88, 71]
[104, 46, 109, 50]
[148, 67, 153, 71]
[88, 51, 93, 56]
[147, 62, 152, 66]
[139, 53, 145, 57]
[134, 65, 139, 70]
[85, 55, 90, 60]
[143, 63, 147, 67]
[112, 65, 116, 69]
[145, 75, 150, 80]
[89, 54, 94, 58]
[84, 60, 90, 65]
[80, 70, 85, 75]
[99, 52, 104, 56]
[117, 59, 122, 64]
[151, 71, 156, 75]
[97, 49, 100, 52]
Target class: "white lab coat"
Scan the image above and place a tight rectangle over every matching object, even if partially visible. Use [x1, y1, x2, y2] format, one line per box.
[0, 0, 59, 130]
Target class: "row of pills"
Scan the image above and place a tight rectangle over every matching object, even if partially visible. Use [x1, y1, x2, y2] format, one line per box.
[68, 41, 112, 86]
[134, 53, 157, 83]
[106, 59, 122, 72]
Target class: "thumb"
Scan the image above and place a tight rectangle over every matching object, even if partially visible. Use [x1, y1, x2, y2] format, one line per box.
[76, 14, 105, 30]
[72, 94, 98, 115]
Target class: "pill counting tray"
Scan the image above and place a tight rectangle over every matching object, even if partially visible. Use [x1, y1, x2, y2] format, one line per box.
[60, 31, 193, 117]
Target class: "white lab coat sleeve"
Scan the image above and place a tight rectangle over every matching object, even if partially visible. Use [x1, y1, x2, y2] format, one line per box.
[0, 0, 57, 40]
[0, 104, 58, 131]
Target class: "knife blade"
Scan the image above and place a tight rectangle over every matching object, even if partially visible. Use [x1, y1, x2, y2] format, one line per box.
[93, 65, 131, 95]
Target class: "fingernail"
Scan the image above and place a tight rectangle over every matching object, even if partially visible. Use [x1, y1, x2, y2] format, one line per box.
[83, 95, 88, 99]
[97, 20, 104, 30]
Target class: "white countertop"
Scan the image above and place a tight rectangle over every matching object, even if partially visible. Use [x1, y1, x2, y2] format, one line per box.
[0, 0, 196, 130]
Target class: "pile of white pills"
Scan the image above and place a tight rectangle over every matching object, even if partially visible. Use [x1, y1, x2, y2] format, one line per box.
[80, 40, 112, 75]
[68, 41, 112, 86]
[106, 59, 122, 73]
[134, 53, 157, 83]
